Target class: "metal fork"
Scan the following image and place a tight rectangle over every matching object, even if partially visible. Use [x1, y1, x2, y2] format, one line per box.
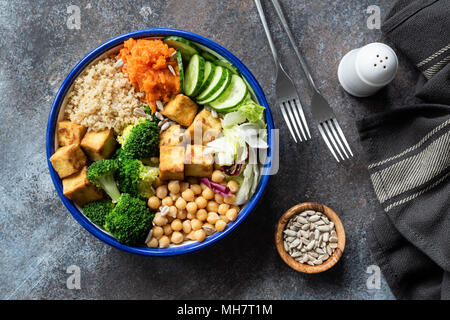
[271, 0, 353, 161]
[255, 0, 310, 143]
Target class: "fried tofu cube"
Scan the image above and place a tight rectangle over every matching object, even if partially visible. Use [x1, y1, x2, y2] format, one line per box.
[186, 108, 222, 145]
[62, 166, 103, 206]
[56, 121, 87, 147]
[162, 94, 198, 127]
[159, 146, 185, 180]
[80, 129, 117, 161]
[49, 144, 87, 179]
[159, 124, 183, 147]
[185, 145, 213, 177]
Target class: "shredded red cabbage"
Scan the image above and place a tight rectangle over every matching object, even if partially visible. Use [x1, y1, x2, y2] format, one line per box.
[221, 163, 243, 176]
[200, 178, 232, 197]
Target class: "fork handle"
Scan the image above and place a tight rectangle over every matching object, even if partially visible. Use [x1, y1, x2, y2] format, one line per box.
[254, 0, 281, 67]
[271, 0, 318, 93]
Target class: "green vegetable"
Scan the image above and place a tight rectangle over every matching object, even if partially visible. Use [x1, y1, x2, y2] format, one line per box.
[83, 200, 114, 228]
[238, 100, 265, 122]
[86, 159, 121, 202]
[104, 194, 154, 246]
[118, 119, 160, 160]
[117, 158, 158, 199]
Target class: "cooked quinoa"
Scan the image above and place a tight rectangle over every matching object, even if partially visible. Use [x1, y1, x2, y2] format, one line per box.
[64, 57, 146, 133]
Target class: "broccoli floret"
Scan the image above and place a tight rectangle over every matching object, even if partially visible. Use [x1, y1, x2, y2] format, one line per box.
[82, 200, 114, 228]
[117, 158, 158, 199]
[87, 159, 121, 203]
[118, 119, 159, 160]
[104, 193, 154, 246]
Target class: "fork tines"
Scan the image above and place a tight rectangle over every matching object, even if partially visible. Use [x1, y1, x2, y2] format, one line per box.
[317, 118, 353, 162]
[279, 98, 311, 143]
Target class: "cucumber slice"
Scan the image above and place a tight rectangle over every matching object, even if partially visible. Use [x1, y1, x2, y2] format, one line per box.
[197, 69, 232, 105]
[201, 51, 218, 62]
[196, 66, 228, 101]
[164, 36, 199, 61]
[183, 54, 205, 97]
[215, 59, 239, 74]
[209, 74, 248, 110]
[197, 62, 216, 95]
[176, 51, 185, 94]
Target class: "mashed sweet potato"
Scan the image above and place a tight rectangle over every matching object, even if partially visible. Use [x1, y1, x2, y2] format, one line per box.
[117, 38, 180, 113]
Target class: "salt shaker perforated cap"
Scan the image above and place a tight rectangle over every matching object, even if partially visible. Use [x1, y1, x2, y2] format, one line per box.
[338, 42, 398, 97]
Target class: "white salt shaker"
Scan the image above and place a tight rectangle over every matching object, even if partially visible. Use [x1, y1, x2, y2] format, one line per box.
[338, 42, 398, 97]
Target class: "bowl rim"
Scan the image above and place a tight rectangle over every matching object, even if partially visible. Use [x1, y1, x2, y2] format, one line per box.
[275, 202, 345, 273]
[46, 28, 274, 256]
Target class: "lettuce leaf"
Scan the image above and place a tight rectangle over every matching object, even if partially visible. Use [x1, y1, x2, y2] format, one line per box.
[238, 101, 265, 122]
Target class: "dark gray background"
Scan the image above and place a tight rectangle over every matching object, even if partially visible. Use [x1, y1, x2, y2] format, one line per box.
[0, 0, 419, 299]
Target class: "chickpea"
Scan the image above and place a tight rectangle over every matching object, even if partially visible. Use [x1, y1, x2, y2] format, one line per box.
[220, 215, 230, 223]
[224, 194, 236, 205]
[191, 219, 202, 230]
[193, 229, 206, 242]
[156, 185, 168, 199]
[168, 206, 177, 218]
[182, 189, 195, 202]
[161, 196, 173, 207]
[218, 203, 230, 215]
[231, 205, 241, 213]
[195, 196, 207, 209]
[186, 202, 198, 214]
[163, 224, 173, 236]
[159, 235, 170, 248]
[186, 212, 195, 220]
[207, 212, 220, 224]
[177, 209, 187, 220]
[196, 209, 208, 221]
[211, 170, 225, 183]
[171, 219, 183, 232]
[186, 177, 198, 185]
[186, 231, 195, 241]
[202, 223, 215, 235]
[153, 177, 163, 188]
[167, 215, 175, 223]
[190, 184, 202, 195]
[215, 220, 227, 232]
[168, 180, 180, 194]
[152, 226, 164, 239]
[147, 237, 158, 248]
[182, 220, 192, 234]
[227, 180, 239, 193]
[170, 192, 180, 201]
[147, 196, 161, 210]
[214, 193, 224, 204]
[202, 187, 214, 200]
[171, 231, 184, 244]
[153, 214, 168, 226]
[175, 197, 187, 210]
[207, 201, 219, 213]
[200, 182, 208, 190]
[226, 208, 238, 222]
[180, 182, 189, 192]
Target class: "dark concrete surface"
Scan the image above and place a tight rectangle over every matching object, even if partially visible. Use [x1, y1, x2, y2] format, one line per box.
[0, 0, 420, 299]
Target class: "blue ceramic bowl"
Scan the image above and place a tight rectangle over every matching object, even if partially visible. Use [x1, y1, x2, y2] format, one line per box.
[46, 28, 274, 256]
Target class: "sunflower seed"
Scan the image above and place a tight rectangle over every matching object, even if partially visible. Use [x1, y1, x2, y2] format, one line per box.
[323, 232, 329, 243]
[283, 229, 297, 237]
[314, 220, 325, 226]
[202, 225, 216, 235]
[301, 224, 309, 231]
[114, 58, 124, 68]
[161, 122, 170, 131]
[307, 261, 315, 266]
[211, 109, 218, 118]
[284, 242, 289, 252]
[319, 254, 329, 261]
[314, 259, 323, 265]
[160, 206, 169, 216]
[309, 223, 315, 231]
[329, 222, 335, 230]
[156, 100, 164, 112]
[154, 112, 164, 120]
[309, 215, 321, 222]
[317, 225, 330, 232]
[301, 238, 310, 246]
[331, 230, 337, 237]
[301, 248, 306, 253]
[329, 236, 338, 243]
[305, 210, 315, 216]
[326, 245, 333, 255]
[316, 248, 325, 254]
[290, 238, 301, 248]
[309, 233, 315, 241]
[329, 242, 338, 249]
[300, 230, 309, 238]
[297, 242, 303, 250]
[144, 229, 153, 244]
[291, 251, 302, 258]
[306, 240, 315, 251]
[314, 229, 320, 240]
[321, 216, 329, 223]
[300, 211, 308, 217]
[297, 216, 308, 224]
[309, 252, 319, 258]
[285, 236, 296, 243]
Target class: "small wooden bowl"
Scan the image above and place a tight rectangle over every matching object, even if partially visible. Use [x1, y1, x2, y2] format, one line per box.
[275, 202, 346, 274]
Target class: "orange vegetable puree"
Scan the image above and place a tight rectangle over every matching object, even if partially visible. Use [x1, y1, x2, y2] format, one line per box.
[117, 38, 180, 113]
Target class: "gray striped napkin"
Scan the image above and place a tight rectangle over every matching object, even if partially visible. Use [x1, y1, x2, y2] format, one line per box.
[358, 0, 450, 299]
